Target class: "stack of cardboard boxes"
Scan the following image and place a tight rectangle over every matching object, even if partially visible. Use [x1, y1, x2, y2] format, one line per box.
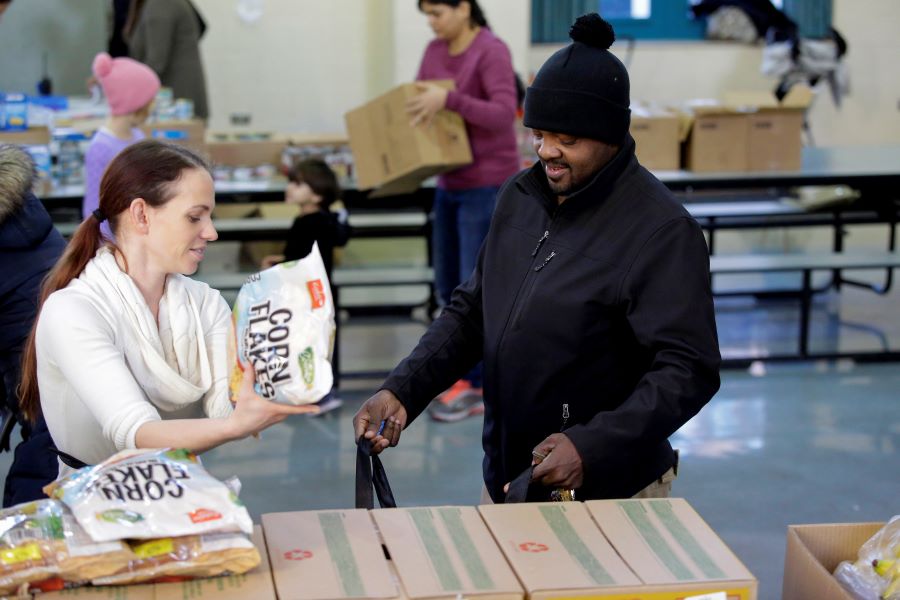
[27, 500, 887, 599]
[342, 82, 813, 193]
[681, 86, 813, 173]
[262, 499, 757, 600]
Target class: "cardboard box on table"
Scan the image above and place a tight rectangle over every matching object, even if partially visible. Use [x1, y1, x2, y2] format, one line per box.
[480, 499, 756, 600]
[723, 86, 812, 172]
[37, 526, 275, 600]
[262, 509, 398, 600]
[0, 126, 51, 146]
[371, 506, 523, 600]
[205, 138, 286, 168]
[587, 499, 757, 600]
[141, 119, 207, 155]
[782, 522, 884, 600]
[629, 105, 681, 172]
[345, 80, 472, 197]
[681, 101, 750, 173]
[682, 85, 812, 173]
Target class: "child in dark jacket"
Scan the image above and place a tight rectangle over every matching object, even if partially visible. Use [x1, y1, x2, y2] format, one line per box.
[261, 158, 350, 279]
[261, 159, 350, 415]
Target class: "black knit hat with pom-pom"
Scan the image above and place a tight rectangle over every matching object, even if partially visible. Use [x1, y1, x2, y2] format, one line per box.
[524, 13, 630, 144]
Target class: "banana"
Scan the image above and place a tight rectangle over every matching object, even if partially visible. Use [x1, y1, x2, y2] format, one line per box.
[882, 572, 900, 600]
[875, 559, 897, 577]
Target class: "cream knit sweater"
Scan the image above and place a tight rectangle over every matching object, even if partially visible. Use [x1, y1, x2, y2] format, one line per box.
[36, 250, 234, 473]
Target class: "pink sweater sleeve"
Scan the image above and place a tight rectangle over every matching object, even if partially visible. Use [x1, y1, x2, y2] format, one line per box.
[444, 40, 517, 133]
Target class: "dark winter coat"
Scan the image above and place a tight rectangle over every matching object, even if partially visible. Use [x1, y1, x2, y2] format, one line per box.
[0, 145, 66, 505]
[382, 136, 721, 502]
[129, 0, 209, 119]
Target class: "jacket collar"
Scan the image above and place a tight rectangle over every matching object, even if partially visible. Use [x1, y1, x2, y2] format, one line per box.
[517, 134, 637, 216]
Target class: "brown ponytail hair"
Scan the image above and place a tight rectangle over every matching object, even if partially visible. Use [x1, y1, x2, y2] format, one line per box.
[19, 140, 210, 422]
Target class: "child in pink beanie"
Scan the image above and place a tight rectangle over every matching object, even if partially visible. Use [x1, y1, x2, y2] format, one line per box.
[82, 53, 161, 234]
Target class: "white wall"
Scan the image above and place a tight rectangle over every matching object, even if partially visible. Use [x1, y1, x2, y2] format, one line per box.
[195, 0, 529, 133]
[530, 0, 900, 146]
[2, 0, 894, 146]
[0, 0, 106, 96]
[193, 0, 370, 134]
[391, 0, 530, 86]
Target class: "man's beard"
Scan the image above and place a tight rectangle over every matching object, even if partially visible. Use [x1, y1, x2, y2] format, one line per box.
[543, 160, 572, 196]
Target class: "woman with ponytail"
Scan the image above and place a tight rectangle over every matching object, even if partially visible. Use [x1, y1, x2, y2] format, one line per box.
[408, 0, 520, 421]
[19, 140, 318, 475]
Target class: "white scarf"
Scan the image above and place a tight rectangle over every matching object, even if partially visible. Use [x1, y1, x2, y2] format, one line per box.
[79, 248, 233, 419]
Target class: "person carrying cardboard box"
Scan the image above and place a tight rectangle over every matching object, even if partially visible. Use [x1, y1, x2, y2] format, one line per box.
[410, 0, 521, 422]
[354, 14, 720, 503]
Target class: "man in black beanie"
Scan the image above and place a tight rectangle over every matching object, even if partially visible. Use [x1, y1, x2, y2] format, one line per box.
[354, 14, 721, 502]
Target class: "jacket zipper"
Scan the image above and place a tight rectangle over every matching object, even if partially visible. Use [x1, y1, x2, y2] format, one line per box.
[498, 222, 557, 341]
[561, 403, 570, 431]
[535, 251, 556, 272]
[531, 230, 549, 257]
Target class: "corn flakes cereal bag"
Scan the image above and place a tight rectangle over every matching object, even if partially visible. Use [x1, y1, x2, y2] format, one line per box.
[44, 449, 253, 543]
[229, 243, 335, 405]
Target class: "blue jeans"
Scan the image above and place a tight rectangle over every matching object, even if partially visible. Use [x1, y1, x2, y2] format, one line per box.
[432, 186, 498, 389]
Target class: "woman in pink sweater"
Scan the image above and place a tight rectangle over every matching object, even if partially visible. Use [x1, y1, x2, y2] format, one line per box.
[408, 0, 520, 421]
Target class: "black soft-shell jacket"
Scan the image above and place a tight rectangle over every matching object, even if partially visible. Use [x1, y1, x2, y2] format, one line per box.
[382, 136, 720, 502]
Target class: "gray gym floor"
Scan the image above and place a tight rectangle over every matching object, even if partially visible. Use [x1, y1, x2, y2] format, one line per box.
[4, 231, 899, 600]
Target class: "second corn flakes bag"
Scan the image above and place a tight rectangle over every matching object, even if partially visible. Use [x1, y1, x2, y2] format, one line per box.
[229, 243, 335, 405]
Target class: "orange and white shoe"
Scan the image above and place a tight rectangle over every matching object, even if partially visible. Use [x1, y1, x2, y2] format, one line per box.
[428, 381, 484, 423]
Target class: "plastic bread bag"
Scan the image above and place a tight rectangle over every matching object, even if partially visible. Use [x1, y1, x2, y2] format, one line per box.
[834, 515, 900, 600]
[229, 243, 336, 405]
[0, 499, 132, 595]
[56, 510, 134, 582]
[0, 499, 64, 595]
[91, 531, 260, 586]
[44, 449, 253, 543]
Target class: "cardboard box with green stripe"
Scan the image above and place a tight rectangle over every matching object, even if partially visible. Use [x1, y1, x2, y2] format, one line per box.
[262, 510, 397, 600]
[372, 506, 523, 600]
[480, 500, 756, 600]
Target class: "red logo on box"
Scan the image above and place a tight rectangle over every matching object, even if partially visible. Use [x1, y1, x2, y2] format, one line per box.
[518, 542, 549, 553]
[307, 280, 326, 309]
[188, 508, 222, 524]
[284, 549, 314, 561]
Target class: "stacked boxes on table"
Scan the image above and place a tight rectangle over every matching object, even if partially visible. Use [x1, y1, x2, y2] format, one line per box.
[140, 119, 207, 155]
[480, 499, 756, 600]
[261, 499, 756, 600]
[681, 85, 813, 173]
[262, 507, 522, 600]
[28, 499, 754, 598]
[629, 104, 682, 172]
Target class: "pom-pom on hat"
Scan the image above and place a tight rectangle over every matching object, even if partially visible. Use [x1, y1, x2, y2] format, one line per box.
[523, 13, 631, 145]
[92, 53, 160, 116]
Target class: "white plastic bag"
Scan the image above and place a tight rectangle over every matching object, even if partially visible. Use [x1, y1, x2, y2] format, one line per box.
[834, 515, 900, 600]
[230, 243, 335, 405]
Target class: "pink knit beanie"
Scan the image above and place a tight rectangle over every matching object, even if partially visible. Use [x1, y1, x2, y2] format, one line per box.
[92, 53, 161, 116]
